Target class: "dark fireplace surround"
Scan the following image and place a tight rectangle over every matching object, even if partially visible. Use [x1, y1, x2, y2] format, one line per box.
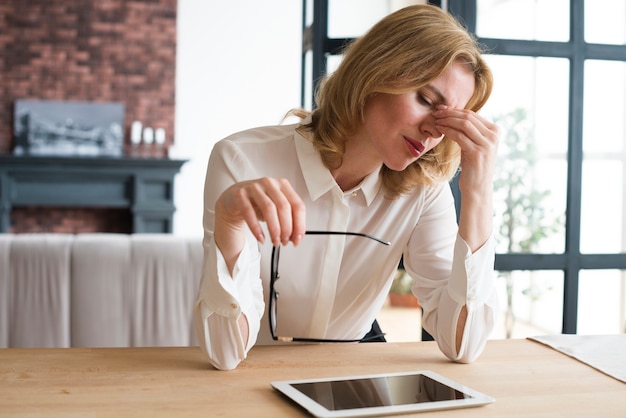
[0, 0, 179, 233]
[0, 155, 185, 234]
[1, 98, 184, 234]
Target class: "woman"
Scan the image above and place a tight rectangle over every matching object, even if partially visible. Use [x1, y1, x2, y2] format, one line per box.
[194, 4, 499, 371]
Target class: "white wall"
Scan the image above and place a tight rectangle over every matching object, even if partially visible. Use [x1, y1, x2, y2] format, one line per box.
[173, 0, 303, 236]
[172, 1, 425, 237]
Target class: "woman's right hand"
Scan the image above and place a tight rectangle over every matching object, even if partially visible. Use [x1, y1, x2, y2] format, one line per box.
[214, 178, 306, 263]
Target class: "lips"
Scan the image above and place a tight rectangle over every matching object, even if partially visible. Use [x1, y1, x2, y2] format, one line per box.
[404, 137, 425, 157]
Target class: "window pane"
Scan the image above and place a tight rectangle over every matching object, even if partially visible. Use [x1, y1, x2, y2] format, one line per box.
[585, 0, 626, 45]
[328, 0, 423, 39]
[477, 0, 569, 42]
[483, 56, 568, 254]
[578, 270, 626, 334]
[304, 0, 313, 27]
[581, 60, 626, 254]
[583, 61, 626, 154]
[303, 50, 314, 110]
[326, 54, 343, 76]
[492, 270, 563, 339]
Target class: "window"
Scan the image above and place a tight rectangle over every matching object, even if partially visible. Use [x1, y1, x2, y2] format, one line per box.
[301, 0, 424, 110]
[454, 0, 626, 337]
[302, 0, 626, 338]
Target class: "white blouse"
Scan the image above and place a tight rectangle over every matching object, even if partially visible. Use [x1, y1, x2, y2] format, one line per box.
[194, 122, 498, 370]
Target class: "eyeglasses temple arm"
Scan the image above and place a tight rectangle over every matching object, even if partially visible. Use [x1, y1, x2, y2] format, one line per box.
[305, 230, 390, 246]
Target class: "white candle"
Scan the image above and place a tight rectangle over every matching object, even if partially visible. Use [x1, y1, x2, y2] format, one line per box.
[155, 128, 166, 145]
[130, 121, 142, 145]
[143, 127, 154, 144]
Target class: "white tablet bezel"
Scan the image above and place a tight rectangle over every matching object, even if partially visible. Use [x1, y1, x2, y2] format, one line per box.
[271, 370, 495, 418]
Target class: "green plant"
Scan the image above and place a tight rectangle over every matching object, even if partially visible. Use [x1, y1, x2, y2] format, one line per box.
[492, 107, 564, 337]
[390, 269, 413, 294]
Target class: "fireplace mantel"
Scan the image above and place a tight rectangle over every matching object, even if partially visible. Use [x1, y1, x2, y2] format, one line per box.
[0, 155, 186, 233]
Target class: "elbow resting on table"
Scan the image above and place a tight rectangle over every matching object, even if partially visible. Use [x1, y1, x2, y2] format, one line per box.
[435, 333, 485, 365]
[428, 304, 493, 364]
[204, 347, 243, 371]
[193, 302, 246, 371]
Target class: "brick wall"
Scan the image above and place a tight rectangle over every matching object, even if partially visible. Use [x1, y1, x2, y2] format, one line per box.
[0, 0, 177, 156]
[0, 0, 177, 233]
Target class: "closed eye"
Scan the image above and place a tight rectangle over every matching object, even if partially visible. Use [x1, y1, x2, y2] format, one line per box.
[417, 93, 436, 110]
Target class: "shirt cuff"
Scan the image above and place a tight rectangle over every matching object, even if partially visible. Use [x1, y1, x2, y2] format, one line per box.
[201, 239, 257, 314]
[215, 240, 264, 348]
[448, 234, 496, 306]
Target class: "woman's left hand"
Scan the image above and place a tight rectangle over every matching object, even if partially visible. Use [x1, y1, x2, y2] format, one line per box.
[433, 105, 499, 252]
[433, 105, 499, 194]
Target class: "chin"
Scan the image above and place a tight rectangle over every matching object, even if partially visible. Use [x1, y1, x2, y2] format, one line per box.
[385, 159, 415, 172]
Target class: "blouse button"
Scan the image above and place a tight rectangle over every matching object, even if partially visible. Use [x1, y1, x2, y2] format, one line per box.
[230, 303, 238, 310]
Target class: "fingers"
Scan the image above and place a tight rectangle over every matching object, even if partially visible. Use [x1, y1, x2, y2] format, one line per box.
[256, 178, 305, 246]
[278, 179, 306, 246]
[433, 105, 499, 152]
[433, 106, 500, 190]
[219, 177, 306, 247]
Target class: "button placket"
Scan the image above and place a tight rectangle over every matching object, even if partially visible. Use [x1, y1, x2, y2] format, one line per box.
[306, 189, 350, 338]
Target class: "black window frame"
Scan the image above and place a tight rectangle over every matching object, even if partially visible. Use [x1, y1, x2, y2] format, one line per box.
[302, 0, 626, 336]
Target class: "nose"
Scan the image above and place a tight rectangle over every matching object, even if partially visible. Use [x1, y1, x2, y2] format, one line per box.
[420, 113, 443, 140]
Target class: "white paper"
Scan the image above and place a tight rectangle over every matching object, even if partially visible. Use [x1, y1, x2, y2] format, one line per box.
[529, 334, 626, 384]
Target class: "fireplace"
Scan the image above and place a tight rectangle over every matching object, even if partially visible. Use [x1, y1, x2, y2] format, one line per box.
[3, 100, 184, 234]
[0, 155, 185, 234]
[10, 207, 133, 234]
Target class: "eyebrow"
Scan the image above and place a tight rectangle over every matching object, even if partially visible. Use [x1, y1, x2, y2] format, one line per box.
[423, 85, 448, 106]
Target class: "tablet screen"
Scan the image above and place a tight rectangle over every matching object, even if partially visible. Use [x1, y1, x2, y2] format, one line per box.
[293, 373, 467, 410]
[272, 370, 494, 417]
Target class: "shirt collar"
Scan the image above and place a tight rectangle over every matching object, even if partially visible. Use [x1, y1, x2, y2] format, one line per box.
[294, 125, 383, 206]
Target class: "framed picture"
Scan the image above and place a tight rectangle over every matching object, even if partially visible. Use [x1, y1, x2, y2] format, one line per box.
[13, 100, 125, 157]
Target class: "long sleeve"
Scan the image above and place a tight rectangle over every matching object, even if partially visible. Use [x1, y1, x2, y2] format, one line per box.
[193, 124, 498, 370]
[433, 234, 497, 362]
[193, 236, 265, 370]
[193, 138, 266, 370]
[404, 184, 498, 363]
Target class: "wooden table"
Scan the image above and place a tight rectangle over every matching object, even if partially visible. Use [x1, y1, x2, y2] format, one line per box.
[1, 339, 624, 417]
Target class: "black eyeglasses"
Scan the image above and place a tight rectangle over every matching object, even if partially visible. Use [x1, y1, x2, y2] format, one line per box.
[269, 230, 390, 343]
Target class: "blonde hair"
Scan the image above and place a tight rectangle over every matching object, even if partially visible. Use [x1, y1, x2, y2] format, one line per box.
[294, 4, 493, 198]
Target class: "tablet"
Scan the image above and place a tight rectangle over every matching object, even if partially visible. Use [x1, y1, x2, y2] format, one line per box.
[271, 370, 494, 417]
